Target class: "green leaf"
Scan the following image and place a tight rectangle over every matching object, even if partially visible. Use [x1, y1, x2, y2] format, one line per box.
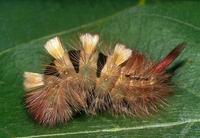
[0, 0, 134, 52]
[0, 0, 200, 137]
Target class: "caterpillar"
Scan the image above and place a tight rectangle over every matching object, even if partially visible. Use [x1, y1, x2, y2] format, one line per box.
[23, 33, 185, 126]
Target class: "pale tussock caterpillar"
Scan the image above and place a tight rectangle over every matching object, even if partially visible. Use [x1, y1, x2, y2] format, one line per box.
[23, 33, 185, 126]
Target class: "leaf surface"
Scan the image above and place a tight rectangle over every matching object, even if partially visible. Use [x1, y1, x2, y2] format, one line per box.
[0, 0, 200, 137]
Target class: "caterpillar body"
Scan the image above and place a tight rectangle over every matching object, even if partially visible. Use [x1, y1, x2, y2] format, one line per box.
[23, 33, 185, 126]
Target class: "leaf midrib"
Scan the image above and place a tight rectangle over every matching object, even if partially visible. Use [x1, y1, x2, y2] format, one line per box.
[16, 119, 200, 138]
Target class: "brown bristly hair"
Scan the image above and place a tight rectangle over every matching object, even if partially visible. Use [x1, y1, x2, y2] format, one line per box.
[25, 75, 73, 126]
[88, 43, 132, 114]
[110, 44, 185, 117]
[24, 36, 86, 126]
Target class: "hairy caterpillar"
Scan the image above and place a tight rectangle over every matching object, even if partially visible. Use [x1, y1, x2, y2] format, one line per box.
[23, 33, 185, 126]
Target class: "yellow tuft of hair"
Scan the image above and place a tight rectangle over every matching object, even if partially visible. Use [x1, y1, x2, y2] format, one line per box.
[113, 44, 132, 66]
[80, 33, 99, 56]
[101, 44, 132, 75]
[44, 36, 65, 60]
[23, 72, 44, 91]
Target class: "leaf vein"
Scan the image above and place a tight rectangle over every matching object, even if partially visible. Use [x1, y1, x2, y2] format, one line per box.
[16, 119, 200, 138]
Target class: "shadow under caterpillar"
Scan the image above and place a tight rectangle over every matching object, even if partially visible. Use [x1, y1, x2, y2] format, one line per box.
[23, 33, 185, 126]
